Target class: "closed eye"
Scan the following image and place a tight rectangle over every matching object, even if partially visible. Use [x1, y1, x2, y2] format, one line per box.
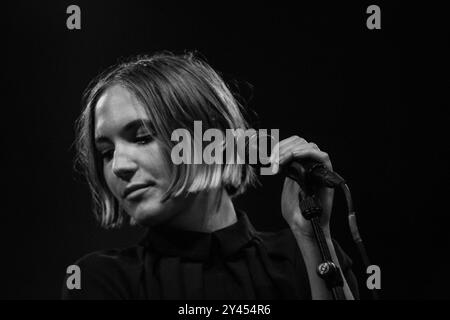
[96, 133, 153, 162]
[135, 135, 153, 144]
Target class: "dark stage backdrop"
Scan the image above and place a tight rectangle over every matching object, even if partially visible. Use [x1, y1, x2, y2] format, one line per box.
[2, 1, 449, 299]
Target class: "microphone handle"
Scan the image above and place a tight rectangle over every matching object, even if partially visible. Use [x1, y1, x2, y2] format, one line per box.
[282, 161, 345, 190]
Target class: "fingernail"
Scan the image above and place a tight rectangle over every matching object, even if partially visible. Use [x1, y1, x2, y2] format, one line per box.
[272, 161, 279, 174]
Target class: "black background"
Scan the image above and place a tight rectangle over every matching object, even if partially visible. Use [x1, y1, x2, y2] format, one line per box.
[2, 1, 449, 299]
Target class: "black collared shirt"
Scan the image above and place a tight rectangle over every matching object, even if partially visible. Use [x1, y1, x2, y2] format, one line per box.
[62, 212, 359, 299]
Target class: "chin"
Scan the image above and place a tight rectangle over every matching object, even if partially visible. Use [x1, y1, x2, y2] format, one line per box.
[127, 198, 177, 226]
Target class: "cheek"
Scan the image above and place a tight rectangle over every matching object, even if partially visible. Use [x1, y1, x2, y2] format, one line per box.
[158, 156, 173, 186]
[102, 164, 119, 197]
[141, 144, 172, 182]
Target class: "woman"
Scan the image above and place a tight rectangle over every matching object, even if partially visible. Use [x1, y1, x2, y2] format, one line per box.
[63, 52, 359, 299]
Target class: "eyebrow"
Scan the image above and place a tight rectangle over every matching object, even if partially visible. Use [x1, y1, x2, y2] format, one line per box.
[94, 119, 152, 145]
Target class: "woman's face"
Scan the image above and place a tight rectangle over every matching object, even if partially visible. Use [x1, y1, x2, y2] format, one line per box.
[94, 85, 185, 225]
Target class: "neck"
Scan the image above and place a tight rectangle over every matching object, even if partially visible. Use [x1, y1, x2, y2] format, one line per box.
[166, 188, 237, 233]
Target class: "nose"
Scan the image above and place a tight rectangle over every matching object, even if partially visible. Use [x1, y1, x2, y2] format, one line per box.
[111, 149, 138, 182]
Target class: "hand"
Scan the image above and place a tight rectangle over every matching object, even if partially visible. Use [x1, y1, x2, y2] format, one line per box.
[270, 136, 334, 239]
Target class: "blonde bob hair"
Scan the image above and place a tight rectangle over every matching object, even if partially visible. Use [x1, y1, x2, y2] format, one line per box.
[75, 52, 257, 228]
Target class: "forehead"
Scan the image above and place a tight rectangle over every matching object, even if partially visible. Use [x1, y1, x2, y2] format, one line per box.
[94, 85, 148, 137]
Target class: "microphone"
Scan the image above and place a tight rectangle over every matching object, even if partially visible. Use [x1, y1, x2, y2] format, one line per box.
[281, 160, 346, 189]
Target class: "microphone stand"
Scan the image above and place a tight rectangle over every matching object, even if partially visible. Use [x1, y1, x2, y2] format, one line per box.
[284, 162, 375, 300]
[298, 193, 346, 300]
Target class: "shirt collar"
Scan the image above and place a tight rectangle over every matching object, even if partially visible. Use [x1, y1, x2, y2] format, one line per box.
[139, 211, 257, 261]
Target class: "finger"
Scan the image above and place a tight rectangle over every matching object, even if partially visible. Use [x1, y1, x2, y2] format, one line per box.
[278, 142, 319, 164]
[277, 148, 332, 173]
[309, 142, 320, 150]
[277, 136, 309, 157]
[269, 136, 302, 163]
[270, 136, 309, 174]
[268, 141, 279, 164]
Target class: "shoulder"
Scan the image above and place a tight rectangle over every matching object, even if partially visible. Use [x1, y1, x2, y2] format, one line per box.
[61, 246, 145, 300]
[76, 246, 144, 271]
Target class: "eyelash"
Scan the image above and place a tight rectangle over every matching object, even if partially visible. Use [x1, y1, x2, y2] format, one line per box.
[99, 135, 153, 161]
[135, 135, 153, 144]
[100, 150, 114, 161]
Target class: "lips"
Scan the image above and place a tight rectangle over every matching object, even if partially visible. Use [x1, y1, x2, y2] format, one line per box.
[122, 182, 154, 200]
